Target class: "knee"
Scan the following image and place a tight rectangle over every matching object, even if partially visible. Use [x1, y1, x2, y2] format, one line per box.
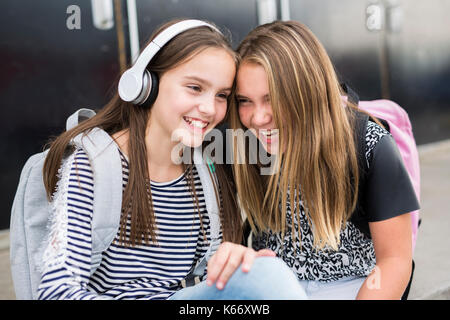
[247, 257, 297, 282]
[233, 257, 307, 299]
[250, 256, 291, 273]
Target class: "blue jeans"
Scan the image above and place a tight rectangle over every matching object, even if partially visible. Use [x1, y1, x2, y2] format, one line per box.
[169, 257, 308, 300]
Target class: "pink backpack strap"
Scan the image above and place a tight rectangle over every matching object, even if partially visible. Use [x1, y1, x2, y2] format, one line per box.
[358, 100, 421, 252]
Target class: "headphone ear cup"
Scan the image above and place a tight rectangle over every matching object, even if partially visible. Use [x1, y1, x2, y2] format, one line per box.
[138, 71, 159, 108]
[135, 70, 158, 107]
[145, 71, 159, 107]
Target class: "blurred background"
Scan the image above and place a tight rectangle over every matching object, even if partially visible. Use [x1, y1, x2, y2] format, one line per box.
[0, 0, 449, 299]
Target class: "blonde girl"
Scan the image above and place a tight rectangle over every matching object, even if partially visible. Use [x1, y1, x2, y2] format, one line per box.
[207, 20, 419, 300]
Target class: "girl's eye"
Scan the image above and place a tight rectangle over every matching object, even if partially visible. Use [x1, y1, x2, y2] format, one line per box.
[237, 98, 250, 105]
[188, 85, 201, 92]
[217, 93, 229, 100]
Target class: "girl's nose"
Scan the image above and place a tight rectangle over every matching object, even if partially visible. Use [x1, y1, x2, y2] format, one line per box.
[251, 104, 272, 127]
[198, 96, 216, 117]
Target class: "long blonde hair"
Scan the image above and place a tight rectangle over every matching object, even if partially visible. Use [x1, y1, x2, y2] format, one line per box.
[230, 21, 359, 250]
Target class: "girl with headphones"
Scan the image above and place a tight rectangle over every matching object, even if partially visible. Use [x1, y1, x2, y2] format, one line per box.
[37, 19, 306, 300]
[207, 20, 419, 299]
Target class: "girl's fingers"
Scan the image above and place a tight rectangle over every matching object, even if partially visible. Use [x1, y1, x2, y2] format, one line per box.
[241, 248, 257, 273]
[206, 244, 277, 290]
[256, 249, 276, 257]
[215, 247, 248, 290]
[206, 242, 232, 286]
[241, 249, 275, 273]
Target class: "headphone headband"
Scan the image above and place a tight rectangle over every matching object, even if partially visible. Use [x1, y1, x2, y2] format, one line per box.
[118, 19, 221, 104]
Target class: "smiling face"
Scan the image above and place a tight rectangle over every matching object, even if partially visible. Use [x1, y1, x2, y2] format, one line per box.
[148, 47, 236, 148]
[236, 61, 279, 154]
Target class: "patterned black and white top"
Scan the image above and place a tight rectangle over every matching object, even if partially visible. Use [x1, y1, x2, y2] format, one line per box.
[38, 148, 216, 299]
[252, 121, 419, 282]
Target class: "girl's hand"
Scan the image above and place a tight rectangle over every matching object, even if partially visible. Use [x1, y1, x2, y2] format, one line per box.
[206, 241, 276, 290]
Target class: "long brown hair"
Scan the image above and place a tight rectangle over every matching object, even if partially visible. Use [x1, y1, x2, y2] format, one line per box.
[43, 19, 242, 247]
[230, 20, 360, 250]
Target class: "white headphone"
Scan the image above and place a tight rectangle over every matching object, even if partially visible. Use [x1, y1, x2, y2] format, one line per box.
[118, 19, 221, 106]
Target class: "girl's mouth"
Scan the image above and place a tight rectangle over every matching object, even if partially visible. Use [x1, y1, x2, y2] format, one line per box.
[259, 129, 278, 143]
[260, 129, 277, 137]
[183, 116, 209, 131]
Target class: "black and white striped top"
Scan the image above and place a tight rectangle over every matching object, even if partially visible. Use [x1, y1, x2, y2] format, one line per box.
[38, 148, 216, 300]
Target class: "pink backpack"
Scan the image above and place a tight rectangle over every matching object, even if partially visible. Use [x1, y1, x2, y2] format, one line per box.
[358, 99, 421, 253]
[341, 84, 420, 253]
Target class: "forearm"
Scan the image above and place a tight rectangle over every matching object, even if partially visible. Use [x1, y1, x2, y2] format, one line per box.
[356, 257, 412, 300]
[38, 273, 110, 300]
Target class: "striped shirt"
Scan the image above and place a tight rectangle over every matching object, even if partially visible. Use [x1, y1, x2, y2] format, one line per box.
[38, 148, 217, 300]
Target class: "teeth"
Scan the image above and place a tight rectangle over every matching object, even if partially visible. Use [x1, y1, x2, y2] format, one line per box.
[261, 129, 277, 137]
[192, 120, 207, 128]
[184, 117, 208, 129]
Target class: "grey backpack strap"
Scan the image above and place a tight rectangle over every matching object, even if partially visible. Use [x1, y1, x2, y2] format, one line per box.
[66, 108, 96, 131]
[193, 147, 221, 241]
[69, 109, 123, 274]
[185, 147, 221, 286]
[184, 240, 221, 287]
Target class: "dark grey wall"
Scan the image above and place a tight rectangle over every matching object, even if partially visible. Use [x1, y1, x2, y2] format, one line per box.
[1, 0, 449, 229]
[289, 0, 450, 144]
[1, 0, 120, 229]
[135, 0, 258, 49]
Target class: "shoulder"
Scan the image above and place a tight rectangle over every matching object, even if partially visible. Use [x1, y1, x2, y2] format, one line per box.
[55, 148, 95, 198]
[364, 120, 391, 167]
[61, 148, 93, 175]
[71, 148, 92, 168]
[66, 149, 95, 201]
[359, 121, 420, 222]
